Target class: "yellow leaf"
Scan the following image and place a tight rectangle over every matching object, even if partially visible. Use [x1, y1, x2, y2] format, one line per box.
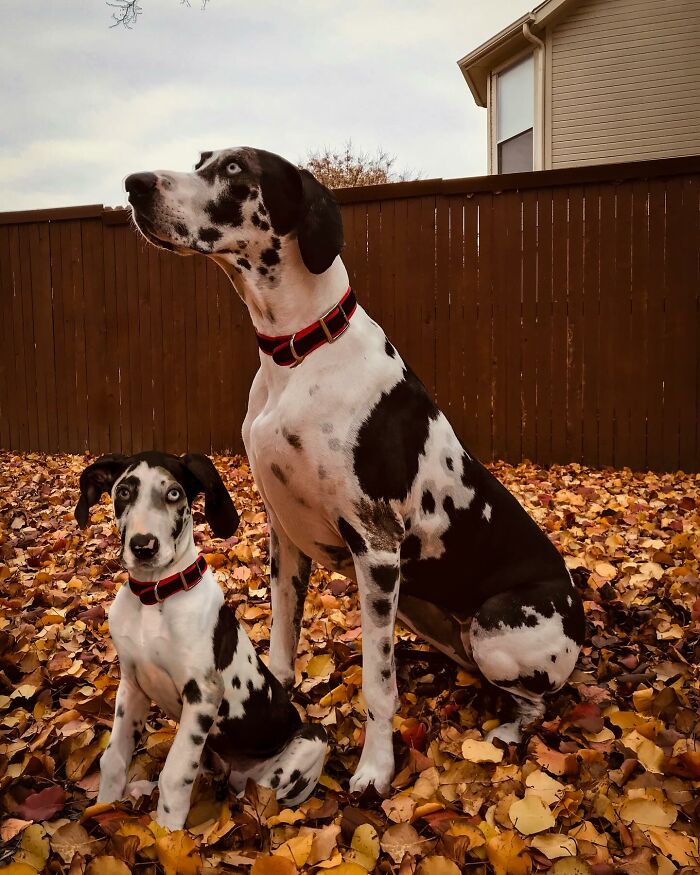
[645, 827, 700, 866]
[275, 834, 313, 868]
[531, 833, 578, 860]
[306, 654, 335, 678]
[486, 832, 532, 875]
[0, 865, 38, 875]
[346, 823, 379, 871]
[524, 770, 566, 807]
[461, 739, 504, 763]
[594, 561, 616, 579]
[251, 857, 298, 875]
[266, 808, 306, 827]
[380, 822, 429, 864]
[322, 865, 366, 875]
[509, 796, 556, 835]
[303, 824, 340, 866]
[416, 856, 462, 875]
[154, 831, 202, 875]
[622, 731, 665, 773]
[381, 794, 417, 823]
[116, 822, 156, 849]
[619, 796, 677, 828]
[85, 857, 132, 875]
[549, 860, 594, 875]
[13, 824, 49, 871]
[49, 822, 95, 864]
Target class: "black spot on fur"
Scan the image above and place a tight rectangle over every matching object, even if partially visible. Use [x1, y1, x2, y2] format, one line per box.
[381, 639, 391, 656]
[381, 669, 391, 680]
[258, 266, 268, 276]
[367, 709, 374, 720]
[231, 676, 241, 689]
[248, 189, 258, 200]
[270, 772, 281, 789]
[421, 490, 436, 514]
[338, 517, 367, 555]
[133, 729, 140, 744]
[198, 713, 214, 733]
[218, 698, 230, 718]
[292, 574, 308, 634]
[191, 734, 204, 745]
[206, 196, 243, 228]
[271, 236, 281, 249]
[199, 226, 222, 243]
[354, 367, 439, 501]
[174, 221, 189, 237]
[213, 604, 239, 670]
[183, 679, 202, 704]
[116, 704, 124, 718]
[371, 563, 399, 593]
[184, 777, 194, 785]
[283, 772, 310, 801]
[385, 338, 396, 357]
[191, 761, 199, 769]
[284, 429, 302, 450]
[251, 212, 261, 227]
[271, 463, 287, 485]
[551, 654, 557, 662]
[261, 247, 280, 266]
[164, 805, 170, 813]
[372, 598, 392, 619]
[171, 505, 186, 541]
[237, 258, 251, 271]
[446, 456, 454, 471]
[259, 220, 270, 232]
[317, 542, 353, 570]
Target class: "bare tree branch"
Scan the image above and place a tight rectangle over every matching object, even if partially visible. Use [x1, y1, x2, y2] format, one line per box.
[107, 0, 209, 28]
[300, 140, 422, 189]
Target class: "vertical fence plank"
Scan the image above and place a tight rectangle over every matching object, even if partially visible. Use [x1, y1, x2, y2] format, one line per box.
[629, 181, 650, 471]
[461, 196, 480, 452]
[418, 196, 438, 399]
[521, 190, 538, 462]
[645, 179, 667, 471]
[504, 192, 523, 465]
[535, 190, 553, 465]
[581, 185, 601, 467]
[566, 187, 585, 464]
[475, 193, 494, 461]
[597, 186, 616, 466]
[16, 226, 39, 451]
[446, 196, 466, 443]
[490, 192, 507, 462]
[102, 222, 122, 452]
[677, 177, 699, 471]
[613, 184, 633, 468]
[0, 227, 14, 449]
[550, 188, 568, 463]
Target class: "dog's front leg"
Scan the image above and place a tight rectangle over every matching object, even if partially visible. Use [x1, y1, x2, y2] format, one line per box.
[349, 548, 401, 795]
[156, 672, 224, 830]
[98, 673, 150, 804]
[268, 526, 311, 690]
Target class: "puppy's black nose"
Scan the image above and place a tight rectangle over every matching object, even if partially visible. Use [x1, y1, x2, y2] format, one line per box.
[125, 172, 158, 198]
[130, 533, 159, 560]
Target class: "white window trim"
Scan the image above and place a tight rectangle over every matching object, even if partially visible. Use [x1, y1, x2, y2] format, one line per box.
[488, 47, 545, 174]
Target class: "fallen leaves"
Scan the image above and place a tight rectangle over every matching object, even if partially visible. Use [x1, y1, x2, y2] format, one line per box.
[1, 453, 699, 873]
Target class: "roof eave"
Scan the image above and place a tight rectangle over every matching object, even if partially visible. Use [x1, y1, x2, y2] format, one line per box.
[457, 13, 535, 107]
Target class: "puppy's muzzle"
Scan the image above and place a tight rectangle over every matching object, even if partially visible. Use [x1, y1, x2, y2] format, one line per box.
[130, 533, 160, 561]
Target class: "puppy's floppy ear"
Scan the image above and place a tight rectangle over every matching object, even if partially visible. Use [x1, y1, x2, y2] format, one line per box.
[297, 169, 344, 275]
[75, 454, 130, 529]
[181, 454, 239, 539]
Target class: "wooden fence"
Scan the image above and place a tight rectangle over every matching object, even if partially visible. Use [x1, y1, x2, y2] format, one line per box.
[1, 155, 698, 471]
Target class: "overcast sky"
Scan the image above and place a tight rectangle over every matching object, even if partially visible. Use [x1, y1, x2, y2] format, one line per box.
[1, 0, 529, 211]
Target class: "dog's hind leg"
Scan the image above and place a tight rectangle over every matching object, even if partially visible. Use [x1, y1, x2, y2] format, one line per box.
[234, 723, 328, 806]
[470, 577, 585, 744]
[268, 524, 311, 690]
[98, 673, 150, 804]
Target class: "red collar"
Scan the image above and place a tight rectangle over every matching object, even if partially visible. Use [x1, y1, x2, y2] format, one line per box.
[128, 554, 208, 605]
[255, 287, 357, 366]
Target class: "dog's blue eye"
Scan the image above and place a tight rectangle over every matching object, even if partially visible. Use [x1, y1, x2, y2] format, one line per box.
[226, 162, 242, 176]
[167, 488, 182, 502]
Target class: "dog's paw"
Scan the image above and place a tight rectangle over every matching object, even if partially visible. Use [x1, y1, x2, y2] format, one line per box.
[155, 804, 187, 832]
[485, 721, 521, 745]
[348, 761, 393, 796]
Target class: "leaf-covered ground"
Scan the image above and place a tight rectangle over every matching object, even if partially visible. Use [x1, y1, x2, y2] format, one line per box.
[1, 452, 699, 875]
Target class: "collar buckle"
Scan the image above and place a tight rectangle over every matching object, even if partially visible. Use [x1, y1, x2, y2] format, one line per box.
[289, 334, 305, 367]
[319, 301, 350, 344]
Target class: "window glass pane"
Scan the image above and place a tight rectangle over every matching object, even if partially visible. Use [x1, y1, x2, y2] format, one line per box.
[497, 54, 534, 143]
[498, 129, 534, 174]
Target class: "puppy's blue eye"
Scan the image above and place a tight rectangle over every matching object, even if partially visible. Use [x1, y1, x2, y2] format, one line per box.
[226, 162, 242, 176]
[167, 487, 182, 502]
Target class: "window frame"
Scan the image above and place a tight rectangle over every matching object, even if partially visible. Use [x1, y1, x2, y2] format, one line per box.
[489, 48, 540, 175]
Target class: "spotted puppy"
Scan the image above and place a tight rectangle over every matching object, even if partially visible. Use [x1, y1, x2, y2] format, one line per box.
[75, 451, 326, 830]
[125, 149, 586, 795]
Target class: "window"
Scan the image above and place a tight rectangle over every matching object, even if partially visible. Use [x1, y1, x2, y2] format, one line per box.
[496, 54, 534, 173]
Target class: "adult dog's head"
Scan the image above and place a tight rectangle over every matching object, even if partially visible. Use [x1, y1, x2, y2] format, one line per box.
[75, 451, 238, 577]
[125, 147, 344, 278]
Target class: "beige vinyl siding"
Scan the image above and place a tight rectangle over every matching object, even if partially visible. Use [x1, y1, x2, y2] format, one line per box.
[549, 0, 700, 167]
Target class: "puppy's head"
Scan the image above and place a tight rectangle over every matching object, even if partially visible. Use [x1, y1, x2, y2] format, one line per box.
[125, 147, 344, 277]
[75, 452, 238, 576]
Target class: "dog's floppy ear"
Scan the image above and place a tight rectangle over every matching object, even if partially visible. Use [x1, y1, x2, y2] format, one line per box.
[181, 454, 239, 539]
[297, 169, 344, 275]
[75, 454, 130, 528]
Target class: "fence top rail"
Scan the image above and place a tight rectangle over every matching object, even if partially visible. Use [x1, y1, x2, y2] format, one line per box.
[2, 154, 699, 225]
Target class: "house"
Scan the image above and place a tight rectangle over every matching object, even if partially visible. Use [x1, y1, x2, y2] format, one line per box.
[457, 0, 700, 174]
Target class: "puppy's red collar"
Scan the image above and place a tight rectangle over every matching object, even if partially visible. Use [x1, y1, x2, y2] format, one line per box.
[128, 554, 208, 605]
[255, 287, 356, 366]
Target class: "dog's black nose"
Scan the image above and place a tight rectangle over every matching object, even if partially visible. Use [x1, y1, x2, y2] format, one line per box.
[130, 533, 159, 560]
[125, 172, 158, 198]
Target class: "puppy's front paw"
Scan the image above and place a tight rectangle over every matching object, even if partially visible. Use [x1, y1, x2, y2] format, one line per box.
[485, 721, 522, 745]
[348, 759, 393, 796]
[155, 803, 187, 832]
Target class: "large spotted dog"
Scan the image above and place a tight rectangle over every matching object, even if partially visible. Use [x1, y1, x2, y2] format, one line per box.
[75, 451, 326, 830]
[125, 149, 586, 794]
